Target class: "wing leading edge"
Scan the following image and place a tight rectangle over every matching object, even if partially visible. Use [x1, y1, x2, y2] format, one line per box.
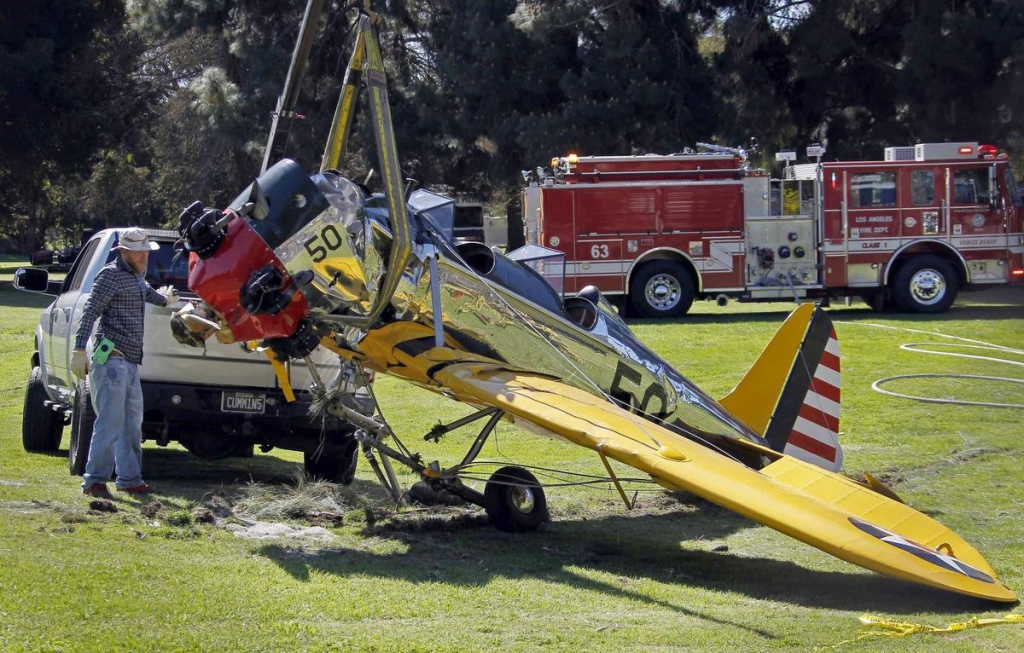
[422, 352, 1014, 603]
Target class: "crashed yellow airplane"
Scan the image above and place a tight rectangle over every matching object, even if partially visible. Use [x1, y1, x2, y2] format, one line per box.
[171, 7, 1014, 603]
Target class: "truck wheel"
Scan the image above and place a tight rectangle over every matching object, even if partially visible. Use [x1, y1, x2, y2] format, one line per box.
[893, 255, 958, 313]
[629, 262, 694, 318]
[484, 466, 548, 532]
[69, 380, 95, 476]
[304, 438, 359, 485]
[22, 366, 64, 452]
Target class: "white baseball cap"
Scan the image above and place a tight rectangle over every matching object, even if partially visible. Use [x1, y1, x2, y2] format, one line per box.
[114, 227, 160, 252]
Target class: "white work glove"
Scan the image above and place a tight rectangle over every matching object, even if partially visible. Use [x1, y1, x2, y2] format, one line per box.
[157, 285, 182, 309]
[70, 349, 89, 380]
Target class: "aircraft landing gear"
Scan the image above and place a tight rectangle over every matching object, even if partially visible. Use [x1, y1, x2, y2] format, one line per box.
[322, 390, 550, 532]
[484, 466, 549, 532]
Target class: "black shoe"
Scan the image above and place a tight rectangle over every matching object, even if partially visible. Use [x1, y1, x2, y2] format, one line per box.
[83, 483, 113, 499]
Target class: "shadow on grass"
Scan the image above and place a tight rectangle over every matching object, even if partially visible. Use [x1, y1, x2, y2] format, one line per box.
[91, 446, 1008, 616]
[250, 497, 1006, 617]
[54, 445, 307, 508]
[144, 448, 306, 486]
[94, 446, 1010, 617]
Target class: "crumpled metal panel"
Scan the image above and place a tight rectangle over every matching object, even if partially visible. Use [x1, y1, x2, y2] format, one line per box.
[271, 172, 380, 318]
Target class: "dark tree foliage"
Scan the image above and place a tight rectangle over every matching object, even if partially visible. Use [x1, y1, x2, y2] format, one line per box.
[2, 1, 1022, 253]
[713, 2, 797, 160]
[132, 0, 314, 214]
[415, 1, 724, 186]
[733, 0, 1024, 162]
[0, 0, 147, 250]
[411, 0, 727, 244]
[132, 0, 426, 216]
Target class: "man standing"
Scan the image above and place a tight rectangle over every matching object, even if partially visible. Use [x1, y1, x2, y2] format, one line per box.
[71, 228, 177, 498]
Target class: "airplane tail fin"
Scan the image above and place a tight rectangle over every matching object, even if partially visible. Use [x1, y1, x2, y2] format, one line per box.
[719, 304, 842, 471]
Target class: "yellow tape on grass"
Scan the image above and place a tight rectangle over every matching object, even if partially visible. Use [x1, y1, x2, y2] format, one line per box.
[823, 613, 1023, 649]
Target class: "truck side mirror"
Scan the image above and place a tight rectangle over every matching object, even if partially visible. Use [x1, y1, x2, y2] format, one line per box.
[13, 267, 53, 294]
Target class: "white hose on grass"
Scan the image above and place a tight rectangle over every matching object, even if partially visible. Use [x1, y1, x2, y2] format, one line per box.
[841, 323, 1024, 409]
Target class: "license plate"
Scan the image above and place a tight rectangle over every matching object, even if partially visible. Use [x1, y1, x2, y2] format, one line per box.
[221, 391, 266, 414]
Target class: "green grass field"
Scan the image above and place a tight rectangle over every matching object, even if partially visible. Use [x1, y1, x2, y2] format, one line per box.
[1, 282, 1022, 652]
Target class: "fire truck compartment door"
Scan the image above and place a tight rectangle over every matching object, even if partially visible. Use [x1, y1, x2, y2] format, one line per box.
[900, 167, 943, 239]
[846, 171, 900, 243]
[949, 165, 1003, 238]
[574, 238, 624, 294]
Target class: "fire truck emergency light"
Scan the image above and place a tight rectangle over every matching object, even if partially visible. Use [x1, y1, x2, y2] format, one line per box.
[958, 145, 975, 155]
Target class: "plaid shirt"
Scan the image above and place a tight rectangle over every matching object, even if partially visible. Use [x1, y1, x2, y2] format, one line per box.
[75, 255, 167, 364]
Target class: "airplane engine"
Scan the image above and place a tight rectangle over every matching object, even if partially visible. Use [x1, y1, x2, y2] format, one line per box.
[181, 159, 381, 353]
[183, 209, 310, 343]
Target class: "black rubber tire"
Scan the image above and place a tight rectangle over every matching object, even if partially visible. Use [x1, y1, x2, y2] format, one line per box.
[629, 261, 694, 318]
[22, 367, 64, 452]
[892, 255, 958, 313]
[304, 437, 359, 485]
[484, 466, 549, 533]
[69, 379, 95, 476]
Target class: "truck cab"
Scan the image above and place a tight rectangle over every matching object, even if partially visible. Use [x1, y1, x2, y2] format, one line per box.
[813, 142, 1024, 311]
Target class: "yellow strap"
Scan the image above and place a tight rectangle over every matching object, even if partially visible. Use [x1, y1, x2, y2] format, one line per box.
[262, 349, 296, 403]
[822, 614, 1023, 649]
[859, 612, 1024, 635]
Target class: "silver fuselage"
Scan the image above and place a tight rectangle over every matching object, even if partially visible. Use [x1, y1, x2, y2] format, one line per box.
[247, 166, 767, 462]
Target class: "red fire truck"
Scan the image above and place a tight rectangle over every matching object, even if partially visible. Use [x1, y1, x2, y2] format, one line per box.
[522, 142, 1024, 317]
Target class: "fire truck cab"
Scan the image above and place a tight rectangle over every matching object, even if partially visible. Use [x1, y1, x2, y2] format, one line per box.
[523, 142, 1024, 317]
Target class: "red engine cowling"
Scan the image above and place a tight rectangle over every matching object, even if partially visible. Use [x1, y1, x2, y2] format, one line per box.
[187, 214, 310, 342]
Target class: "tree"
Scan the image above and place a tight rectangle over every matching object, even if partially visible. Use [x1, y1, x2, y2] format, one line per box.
[130, 1, 429, 216]
[5, 1, 1022, 254]
[408, 0, 727, 245]
[752, 0, 1024, 160]
[0, 0, 150, 251]
[82, 151, 153, 228]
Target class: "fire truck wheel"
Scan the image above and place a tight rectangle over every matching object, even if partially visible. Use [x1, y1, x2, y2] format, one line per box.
[893, 255, 958, 313]
[629, 262, 694, 318]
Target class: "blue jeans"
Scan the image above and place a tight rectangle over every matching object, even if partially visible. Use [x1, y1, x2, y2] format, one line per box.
[81, 357, 145, 490]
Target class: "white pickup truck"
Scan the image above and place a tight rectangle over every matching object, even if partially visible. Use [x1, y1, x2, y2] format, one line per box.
[15, 227, 367, 483]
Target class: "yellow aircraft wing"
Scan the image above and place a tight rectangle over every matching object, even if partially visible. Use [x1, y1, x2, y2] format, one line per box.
[417, 350, 1014, 603]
